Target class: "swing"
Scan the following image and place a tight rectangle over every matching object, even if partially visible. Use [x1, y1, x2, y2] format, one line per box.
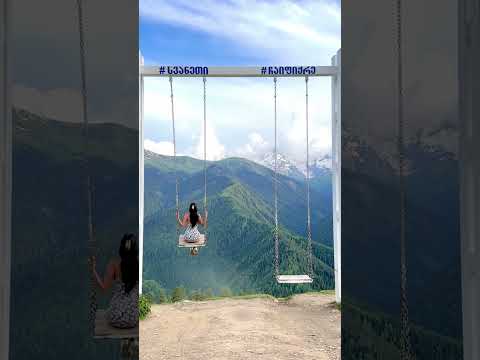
[178, 234, 206, 247]
[273, 77, 314, 285]
[76, 0, 138, 343]
[169, 77, 209, 249]
[94, 310, 138, 339]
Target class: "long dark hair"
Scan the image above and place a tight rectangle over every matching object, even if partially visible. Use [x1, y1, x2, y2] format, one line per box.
[119, 233, 138, 294]
[189, 202, 199, 227]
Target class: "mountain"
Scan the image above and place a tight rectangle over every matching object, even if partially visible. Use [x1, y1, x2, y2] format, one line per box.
[11, 108, 138, 359]
[252, 151, 332, 201]
[342, 128, 463, 341]
[258, 151, 332, 179]
[143, 151, 335, 297]
[259, 152, 305, 179]
[312, 153, 332, 177]
[145, 151, 333, 246]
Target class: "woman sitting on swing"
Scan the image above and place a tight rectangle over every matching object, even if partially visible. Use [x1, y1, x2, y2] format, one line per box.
[91, 233, 139, 329]
[177, 202, 208, 256]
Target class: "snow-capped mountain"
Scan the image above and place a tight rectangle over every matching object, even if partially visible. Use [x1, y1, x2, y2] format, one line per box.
[314, 154, 332, 169]
[259, 152, 305, 179]
[311, 154, 332, 178]
[144, 146, 332, 180]
[259, 152, 332, 179]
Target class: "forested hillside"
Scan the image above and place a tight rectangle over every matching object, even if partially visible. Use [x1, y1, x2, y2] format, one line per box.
[11, 109, 138, 359]
[143, 151, 334, 297]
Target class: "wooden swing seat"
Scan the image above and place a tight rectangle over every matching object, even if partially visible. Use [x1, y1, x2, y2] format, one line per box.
[94, 310, 138, 339]
[178, 234, 206, 248]
[276, 275, 313, 284]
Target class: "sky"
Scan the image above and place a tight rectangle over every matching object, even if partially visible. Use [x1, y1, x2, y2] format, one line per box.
[140, 0, 341, 163]
[12, 0, 139, 129]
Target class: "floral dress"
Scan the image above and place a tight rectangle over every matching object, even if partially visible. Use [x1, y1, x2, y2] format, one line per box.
[106, 281, 139, 328]
[183, 224, 201, 242]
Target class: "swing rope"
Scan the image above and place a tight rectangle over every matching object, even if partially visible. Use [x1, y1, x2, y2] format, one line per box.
[76, 0, 97, 333]
[273, 77, 280, 277]
[395, 0, 413, 357]
[203, 77, 208, 243]
[273, 77, 314, 279]
[169, 76, 180, 240]
[305, 76, 314, 278]
[170, 77, 208, 244]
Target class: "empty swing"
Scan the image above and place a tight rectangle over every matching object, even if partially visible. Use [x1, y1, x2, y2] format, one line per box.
[273, 77, 314, 285]
[169, 77, 209, 249]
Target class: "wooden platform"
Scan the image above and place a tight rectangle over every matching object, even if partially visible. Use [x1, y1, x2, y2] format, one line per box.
[276, 275, 313, 284]
[94, 310, 139, 339]
[178, 234, 206, 248]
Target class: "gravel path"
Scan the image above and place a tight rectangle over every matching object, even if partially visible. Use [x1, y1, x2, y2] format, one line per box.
[140, 293, 340, 360]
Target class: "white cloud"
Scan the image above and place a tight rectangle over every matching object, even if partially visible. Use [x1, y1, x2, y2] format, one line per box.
[141, 0, 338, 161]
[193, 122, 225, 161]
[144, 139, 175, 156]
[311, 130, 331, 156]
[140, 0, 340, 64]
[234, 132, 271, 160]
[280, 109, 332, 162]
[143, 76, 332, 162]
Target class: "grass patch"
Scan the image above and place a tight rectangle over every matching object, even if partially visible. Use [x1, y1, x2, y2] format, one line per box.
[304, 290, 336, 296]
[152, 290, 336, 305]
[182, 293, 277, 302]
[223, 294, 276, 301]
[277, 290, 336, 302]
[139, 294, 152, 320]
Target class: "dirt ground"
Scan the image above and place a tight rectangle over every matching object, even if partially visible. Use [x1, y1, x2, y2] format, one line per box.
[140, 293, 340, 360]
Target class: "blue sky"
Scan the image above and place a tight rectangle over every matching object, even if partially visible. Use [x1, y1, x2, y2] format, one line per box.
[140, 0, 341, 163]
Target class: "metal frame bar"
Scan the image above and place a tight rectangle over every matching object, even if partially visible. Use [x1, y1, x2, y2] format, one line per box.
[138, 55, 342, 304]
[460, 1, 479, 359]
[331, 49, 342, 304]
[139, 53, 144, 295]
[0, 0, 12, 357]
[141, 65, 337, 78]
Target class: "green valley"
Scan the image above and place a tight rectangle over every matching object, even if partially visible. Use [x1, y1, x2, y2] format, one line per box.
[143, 150, 334, 298]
